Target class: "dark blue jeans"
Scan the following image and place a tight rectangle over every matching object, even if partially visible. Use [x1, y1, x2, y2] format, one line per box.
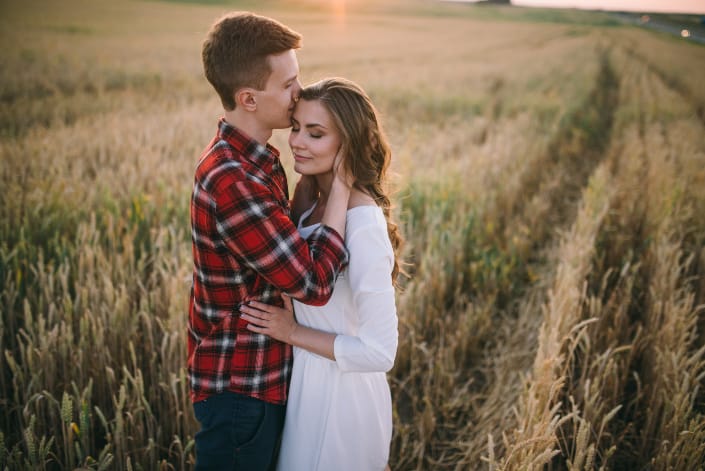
[193, 391, 285, 471]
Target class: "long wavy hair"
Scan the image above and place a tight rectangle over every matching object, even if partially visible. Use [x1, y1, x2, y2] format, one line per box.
[299, 77, 404, 284]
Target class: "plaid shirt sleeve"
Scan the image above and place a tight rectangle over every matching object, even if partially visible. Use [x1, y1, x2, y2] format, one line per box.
[213, 173, 348, 305]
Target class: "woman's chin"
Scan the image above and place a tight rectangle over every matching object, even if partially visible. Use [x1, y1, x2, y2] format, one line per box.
[293, 164, 333, 179]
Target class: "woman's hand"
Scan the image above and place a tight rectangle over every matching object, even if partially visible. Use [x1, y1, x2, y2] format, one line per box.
[241, 294, 297, 344]
[243, 294, 338, 361]
[320, 145, 353, 237]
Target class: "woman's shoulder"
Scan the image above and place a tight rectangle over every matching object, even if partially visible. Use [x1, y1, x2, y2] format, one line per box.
[347, 188, 375, 208]
[347, 204, 384, 225]
[346, 205, 389, 249]
[345, 190, 382, 226]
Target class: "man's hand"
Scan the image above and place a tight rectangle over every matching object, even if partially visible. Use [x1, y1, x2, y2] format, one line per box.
[332, 145, 354, 189]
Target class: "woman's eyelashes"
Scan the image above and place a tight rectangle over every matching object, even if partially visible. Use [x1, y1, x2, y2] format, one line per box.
[291, 119, 325, 139]
[307, 125, 324, 139]
[290, 126, 322, 139]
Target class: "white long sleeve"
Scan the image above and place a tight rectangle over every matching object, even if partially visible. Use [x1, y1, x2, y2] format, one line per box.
[333, 217, 398, 373]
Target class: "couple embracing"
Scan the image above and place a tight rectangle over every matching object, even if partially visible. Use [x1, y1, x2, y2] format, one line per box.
[188, 12, 401, 471]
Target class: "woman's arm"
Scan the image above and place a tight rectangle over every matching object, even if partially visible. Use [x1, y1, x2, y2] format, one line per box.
[241, 295, 337, 361]
[333, 223, 398, 373]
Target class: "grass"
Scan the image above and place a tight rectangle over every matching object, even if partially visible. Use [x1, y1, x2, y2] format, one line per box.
[1, 0, 704, 469]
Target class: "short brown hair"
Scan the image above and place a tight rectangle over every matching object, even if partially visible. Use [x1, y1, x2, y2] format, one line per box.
[202, 12, 302, 110]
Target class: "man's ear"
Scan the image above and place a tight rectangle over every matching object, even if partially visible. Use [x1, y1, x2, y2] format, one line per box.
[235, 88, 257, 111]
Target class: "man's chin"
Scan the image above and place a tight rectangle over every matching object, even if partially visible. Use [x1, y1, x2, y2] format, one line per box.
[274, 120, 294, 130]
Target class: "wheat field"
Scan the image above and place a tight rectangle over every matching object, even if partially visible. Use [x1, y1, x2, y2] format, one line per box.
[1, 0, 704, 469]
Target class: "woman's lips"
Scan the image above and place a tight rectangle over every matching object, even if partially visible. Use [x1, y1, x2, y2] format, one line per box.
[293, 154, 312, 162]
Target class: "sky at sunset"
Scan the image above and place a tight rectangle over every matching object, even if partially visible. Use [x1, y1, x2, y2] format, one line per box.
[508, 0, 705, 14]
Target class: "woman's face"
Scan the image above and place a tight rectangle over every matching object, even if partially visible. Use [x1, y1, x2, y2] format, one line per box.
[289, 99, 342, 177]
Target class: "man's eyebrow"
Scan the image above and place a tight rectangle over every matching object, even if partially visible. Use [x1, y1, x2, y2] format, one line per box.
[284, 74, 298, 84]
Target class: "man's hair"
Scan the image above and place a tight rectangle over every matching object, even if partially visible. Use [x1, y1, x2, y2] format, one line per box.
[202, 12, 302, 110]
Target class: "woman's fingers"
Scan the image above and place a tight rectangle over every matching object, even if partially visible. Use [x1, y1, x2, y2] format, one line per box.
[240, 312, 265, 324]
[281, 294, 293, 312]
[240, 305, 271, 324]
[245, 299, 291, 316]
[241, 299, 294, 342]
[332, 146, 354, 188]
[246, 301, 270, 312]
[246, 322, 264, 333]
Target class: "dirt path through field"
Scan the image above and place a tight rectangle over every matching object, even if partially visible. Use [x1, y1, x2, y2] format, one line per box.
[435, 45, 622, 466]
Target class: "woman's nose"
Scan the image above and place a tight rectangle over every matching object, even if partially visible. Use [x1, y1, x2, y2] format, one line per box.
[289, 131, 302, 149]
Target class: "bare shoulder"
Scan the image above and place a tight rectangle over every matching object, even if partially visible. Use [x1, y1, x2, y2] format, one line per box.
[348, 189, 376, 209]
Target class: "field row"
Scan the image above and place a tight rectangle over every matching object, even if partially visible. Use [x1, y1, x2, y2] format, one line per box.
[2, 1, 705, 468]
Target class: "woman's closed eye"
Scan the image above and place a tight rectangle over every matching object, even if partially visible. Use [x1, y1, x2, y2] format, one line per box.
[291, 126, 321, 139]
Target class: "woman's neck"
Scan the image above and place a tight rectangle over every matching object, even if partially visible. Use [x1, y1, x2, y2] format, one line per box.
[314, 172, 335, 205]
[314, 172, 376, 211]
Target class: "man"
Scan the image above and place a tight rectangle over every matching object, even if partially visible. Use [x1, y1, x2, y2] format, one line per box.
[190, 12, 351, 470]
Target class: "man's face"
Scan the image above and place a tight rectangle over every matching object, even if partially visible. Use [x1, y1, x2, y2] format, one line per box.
[255, 50, 302, 130]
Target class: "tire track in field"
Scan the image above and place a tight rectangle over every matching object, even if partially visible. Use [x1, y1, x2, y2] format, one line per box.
[505, 46, 619, 256]
[391, 46, 622, 468]
[453, 46, 622, 465]
[588, 46, 705, 468]
[623, 46, 705, 127]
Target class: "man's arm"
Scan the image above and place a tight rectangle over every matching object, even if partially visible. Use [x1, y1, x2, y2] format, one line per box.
[214, 176, 347, 305]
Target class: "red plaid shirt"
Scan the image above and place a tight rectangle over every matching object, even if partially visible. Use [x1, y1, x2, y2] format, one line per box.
[188, 119, 349, 404]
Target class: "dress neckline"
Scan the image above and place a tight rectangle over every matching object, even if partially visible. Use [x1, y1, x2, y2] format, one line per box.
[298, 202, 380, 231]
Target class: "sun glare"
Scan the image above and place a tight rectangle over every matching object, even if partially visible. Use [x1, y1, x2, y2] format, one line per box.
[334, 0, 346, 25]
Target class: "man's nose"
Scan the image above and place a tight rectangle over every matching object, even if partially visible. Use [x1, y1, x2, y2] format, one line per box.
[293, 80, 302, 101]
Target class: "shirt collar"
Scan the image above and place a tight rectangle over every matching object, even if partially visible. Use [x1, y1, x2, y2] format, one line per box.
[217, 118, 281, 171]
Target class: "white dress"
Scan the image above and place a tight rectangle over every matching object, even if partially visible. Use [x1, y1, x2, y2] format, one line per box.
[277, 204, 398, 471]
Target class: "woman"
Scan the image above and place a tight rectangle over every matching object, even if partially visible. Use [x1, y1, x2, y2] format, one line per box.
[240, 77, 402, 471]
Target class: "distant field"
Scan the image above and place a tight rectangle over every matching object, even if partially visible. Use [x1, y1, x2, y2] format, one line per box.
[2, 0, 704, 469]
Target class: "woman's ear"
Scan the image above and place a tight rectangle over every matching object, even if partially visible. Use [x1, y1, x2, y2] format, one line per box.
[235, 88, 257, 111]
